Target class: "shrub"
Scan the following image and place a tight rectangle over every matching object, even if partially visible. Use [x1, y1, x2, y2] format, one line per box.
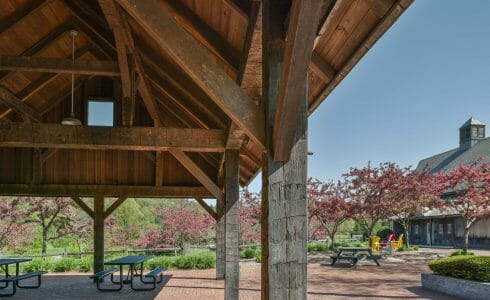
[428, 255, 490, 282]
[145, 256, 176, 269]
[174, 253, 215, 269]
[375, 227, 393, 240]
[145, 253, 215, 270]
[450, 249, 475, 257]
[52, 258, 78, 272]
[308, 242, 327, 252]
[22, 258, 53, 273]
[77, 257, 93, 272]
[240, 248, 257, 259]
[254, 249, 261, 263]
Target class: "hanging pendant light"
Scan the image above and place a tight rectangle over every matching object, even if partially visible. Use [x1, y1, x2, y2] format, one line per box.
[61, 30, 82, 126]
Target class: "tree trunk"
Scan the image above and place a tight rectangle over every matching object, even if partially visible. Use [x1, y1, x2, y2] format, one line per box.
[463, 227, 470, 253]
[403, 220, 410, 248]
[41, 229, 48, 255]
[76, 239, 83, 259]
[329, 233, 335, 250]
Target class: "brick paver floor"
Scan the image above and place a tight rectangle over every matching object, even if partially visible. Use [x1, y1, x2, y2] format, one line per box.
[3, 248, 473, 299]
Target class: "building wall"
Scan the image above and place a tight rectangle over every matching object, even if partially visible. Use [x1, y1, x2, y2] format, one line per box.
[406, 216, 490, 249]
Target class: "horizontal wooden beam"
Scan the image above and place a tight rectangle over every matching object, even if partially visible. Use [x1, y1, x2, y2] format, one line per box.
[0, 123, 226, 152]
[0, 55, 119, 76]
[116, 0, 266, 148]
[0, 184, 213, 198]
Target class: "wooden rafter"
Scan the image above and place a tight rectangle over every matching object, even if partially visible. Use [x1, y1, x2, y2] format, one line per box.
[0, 19, 74, 81]
[116, 0, 266, 148]
[169, 149, 224, 204]
[0, 55, 119, 76]
[40, 76, 92, 115]
[236, 1, 260, 84]
[0, 86, 42, 122]
[0, 0, 52, 35]
[310, 51, 336, 83]
[63, 1, 116, 58]
[161, 0, 240, 72]
[272, 0, 323, 161]
[99, 0, 162, 126]
[195, 196, 218, 221]
[308, 0, 414, 114]
[0, 123, 226, 152]
[99, 0, 132, 98]
[138, 43, 227, 129]
[2, 184, 213, 198]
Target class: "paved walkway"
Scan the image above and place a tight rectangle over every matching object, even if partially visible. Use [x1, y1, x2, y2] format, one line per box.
[3, 248, 476, 299]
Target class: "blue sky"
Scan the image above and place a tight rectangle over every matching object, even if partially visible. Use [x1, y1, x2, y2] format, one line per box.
[247, 0, 490, 192]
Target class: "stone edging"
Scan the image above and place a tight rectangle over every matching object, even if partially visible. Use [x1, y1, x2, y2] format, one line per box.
[421, 272, 490, 300]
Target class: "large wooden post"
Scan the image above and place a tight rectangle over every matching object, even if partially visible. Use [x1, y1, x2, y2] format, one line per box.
[216, 197, 226, 279]
[262, 1, 309, 299]
[94, 195, 105, 273]
[224, 149, 240, 299]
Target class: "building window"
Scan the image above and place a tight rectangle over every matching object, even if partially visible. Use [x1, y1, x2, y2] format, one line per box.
[438, 223, 444, 235]
[447, 223, 452, 235]
[87, 98, 114, 126]
[478, 126, 484, 138]
[414, 225, 419, 235]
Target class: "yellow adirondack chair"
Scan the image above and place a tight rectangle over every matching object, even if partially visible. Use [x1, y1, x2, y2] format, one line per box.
[390, 234, 404, 251]
[370, 236, 381, 252]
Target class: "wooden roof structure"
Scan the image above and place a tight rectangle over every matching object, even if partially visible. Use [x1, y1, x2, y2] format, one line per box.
[0, 0, 412, 198]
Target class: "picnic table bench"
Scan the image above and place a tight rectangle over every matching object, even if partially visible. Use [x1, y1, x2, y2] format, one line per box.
[91, 255, 166, 292]
[0, 258, 47, 297]
[330, 247, 381, 267]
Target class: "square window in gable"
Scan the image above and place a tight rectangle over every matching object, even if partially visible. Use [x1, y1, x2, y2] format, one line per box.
[87, 99, 114, 126]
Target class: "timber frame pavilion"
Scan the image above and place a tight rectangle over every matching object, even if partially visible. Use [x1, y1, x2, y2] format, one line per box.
[0, 0, 412, 299]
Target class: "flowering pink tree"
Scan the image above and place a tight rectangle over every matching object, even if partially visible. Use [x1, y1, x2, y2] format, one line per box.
[141, 199, 215, 250]
[386, 168, 442, 247]
[24, 197, 78, 255]
[436, 161, 490, 252]
[308, 179, 352, 249]
[344, 163, 397, 244]
[239, 188, 261, 244]
[0, 197, 34, 252]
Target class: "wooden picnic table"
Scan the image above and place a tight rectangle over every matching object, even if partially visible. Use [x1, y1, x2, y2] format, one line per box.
[92, 255, 163, 291]
[330, 247, 381, 267]
[0, 258, 47, 297]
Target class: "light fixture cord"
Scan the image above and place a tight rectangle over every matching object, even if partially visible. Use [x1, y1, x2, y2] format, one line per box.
[71, 31, 75, 116]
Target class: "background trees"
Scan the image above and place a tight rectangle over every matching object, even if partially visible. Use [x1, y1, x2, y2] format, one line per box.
[343, 163, 395, 243]
[308, 179, 351, 249]
[239, 189, 261, 244]
[436, 161, 490, 252]
[386, 168, 441, 247]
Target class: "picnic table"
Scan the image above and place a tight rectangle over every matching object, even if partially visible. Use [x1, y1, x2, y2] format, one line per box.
[330, 247, 381, 267]
[91, 255, 165, 292]
[0, 258, 47, 297]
